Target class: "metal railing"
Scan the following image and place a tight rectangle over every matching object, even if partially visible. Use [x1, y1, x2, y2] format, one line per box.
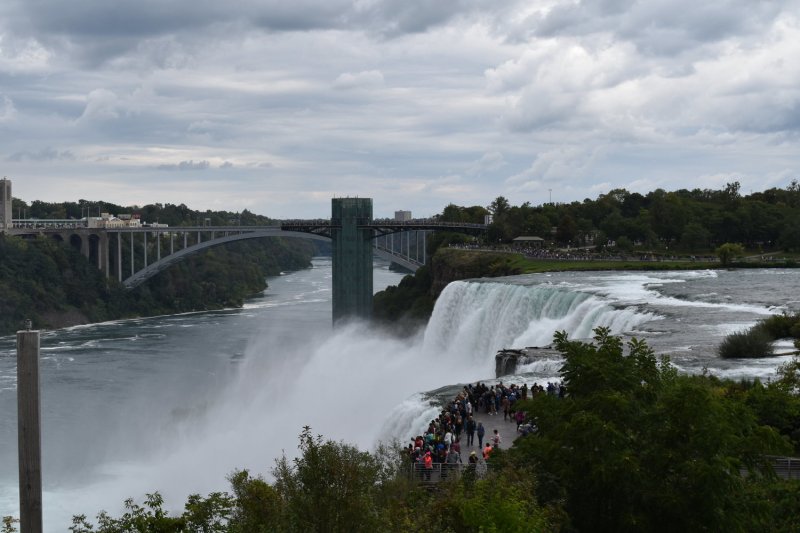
[765, 456, 800, 480]
[409, 462, 491, 483]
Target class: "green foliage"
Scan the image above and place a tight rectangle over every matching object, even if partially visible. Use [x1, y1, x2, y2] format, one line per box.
[272, 426, 382, 532]
[69, 429, 555, 532]
[716, 242, 746, 265]
[718, 312, 800, 360]
[69, 491, 234, 532]
[1, 516, 18, 533]
[742, 479, 800, 532]
[511, 328, 790, 533]
[373, 249, 523, 330]
[718, 328, 774, 358]
[680, 222, 711, 252]
[440, 182, 800, 252]
[759, 313, 800, 339]
[226, 470, 283, 533]
[0, 230, 313, 335]
[372, 267, 434, 330]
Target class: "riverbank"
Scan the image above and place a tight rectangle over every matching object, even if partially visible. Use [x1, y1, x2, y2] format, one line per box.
[0, 234, 314, 335]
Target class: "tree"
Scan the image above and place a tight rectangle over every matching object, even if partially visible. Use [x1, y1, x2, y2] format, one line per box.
[779, 217, 800, 251]
[488, 196, 510, 217]
[716, 242, 745, 265]
[680, 222, 711, 252]
[556, 213, 578, 245]
[511, 328, 789, 533]
[272, 427, 382, 532]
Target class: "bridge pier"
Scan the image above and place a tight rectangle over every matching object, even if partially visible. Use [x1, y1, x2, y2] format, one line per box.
[331, 198, 373, 324]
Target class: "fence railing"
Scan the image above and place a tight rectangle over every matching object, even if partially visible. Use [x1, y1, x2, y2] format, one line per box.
[766, 456, 800, 480]
[409, 462, 491, 483]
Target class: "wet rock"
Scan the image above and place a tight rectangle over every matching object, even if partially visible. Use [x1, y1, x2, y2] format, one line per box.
[495, 346, 561, 377]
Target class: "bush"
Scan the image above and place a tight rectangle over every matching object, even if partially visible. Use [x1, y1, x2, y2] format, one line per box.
[759, 314, 800, 339]
[718, 328, 773, 358]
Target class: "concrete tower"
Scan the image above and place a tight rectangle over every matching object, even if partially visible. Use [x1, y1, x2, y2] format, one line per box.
[331, 197, 373, 323]
[0, 178, 11, 233]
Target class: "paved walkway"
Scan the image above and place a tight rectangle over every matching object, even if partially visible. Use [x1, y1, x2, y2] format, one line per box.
[461, 406, 521, 452]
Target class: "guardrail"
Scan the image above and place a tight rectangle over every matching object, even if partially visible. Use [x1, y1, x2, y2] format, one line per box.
[766, 456, 800, 480]
[409, 462, 491, 484]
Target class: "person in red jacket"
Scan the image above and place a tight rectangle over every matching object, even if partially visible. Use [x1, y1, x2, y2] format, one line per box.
[483, 443, 493, 460]
[423, 450, 433, 481]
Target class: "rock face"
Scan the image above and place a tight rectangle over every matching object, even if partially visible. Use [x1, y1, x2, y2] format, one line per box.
[495, 346, 562, 377]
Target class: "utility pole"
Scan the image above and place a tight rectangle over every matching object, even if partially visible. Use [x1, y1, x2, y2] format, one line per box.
[17, 323, 43, 533]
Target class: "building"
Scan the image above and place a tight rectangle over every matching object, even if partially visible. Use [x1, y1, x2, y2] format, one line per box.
[87, 212, 146, 228]
[394, 210, 412, 222]
[512, 236, 545, 249]
[0, 178, 11, 233]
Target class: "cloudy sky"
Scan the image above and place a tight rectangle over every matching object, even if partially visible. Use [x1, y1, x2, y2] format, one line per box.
[2, 0, 799, 218]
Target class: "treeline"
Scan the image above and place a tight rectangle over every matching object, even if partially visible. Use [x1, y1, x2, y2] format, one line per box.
[11, 197, 271, 228]
[440, 181, 800, 252]
[7, 331, 798, 532]
[0, 200, 317, 335]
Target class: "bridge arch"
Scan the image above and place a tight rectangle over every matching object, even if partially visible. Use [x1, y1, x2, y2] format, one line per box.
[121, 229, 331, 288]
[68, 234, 83, 253]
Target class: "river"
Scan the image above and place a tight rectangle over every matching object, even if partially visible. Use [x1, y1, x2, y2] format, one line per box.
[1, 259, 798, 528]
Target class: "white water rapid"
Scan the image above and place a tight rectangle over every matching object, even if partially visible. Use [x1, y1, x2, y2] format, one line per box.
[1, 263, 796, 530]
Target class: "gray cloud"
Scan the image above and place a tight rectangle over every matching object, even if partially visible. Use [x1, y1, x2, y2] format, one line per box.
[157, 160, 210, 171]
[7, 147, 75, 161]
[2, 1, 799, 217]
[532, 0, 789, 55]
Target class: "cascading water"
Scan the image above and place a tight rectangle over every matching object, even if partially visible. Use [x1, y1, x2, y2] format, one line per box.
[3, 264, 795, 529]
[423, 280, 656, 369]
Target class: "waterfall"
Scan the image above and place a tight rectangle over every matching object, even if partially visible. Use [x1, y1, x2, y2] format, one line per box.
[423, 280, 655, 370]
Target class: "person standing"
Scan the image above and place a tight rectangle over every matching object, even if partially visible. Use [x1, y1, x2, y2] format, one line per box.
[515, 409, 525, 431]
[477, 422, 486, 449]
[483, 442, 493, 460]
[492, 429, 502, 449]
[465, 416, 476, 447]
[423, 450, 433, 481]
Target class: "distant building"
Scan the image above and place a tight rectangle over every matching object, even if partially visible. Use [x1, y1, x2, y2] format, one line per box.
[512, 236, 545, 249]
[394, 210, 412, 221]
[87, 212, 146, 228]
[484, 214, 494, 225]
[0, 178, 10, 233]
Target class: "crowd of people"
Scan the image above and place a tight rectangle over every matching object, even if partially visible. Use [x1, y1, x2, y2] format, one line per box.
[406, 380, 567, 481]
[447, 242, 719, 263]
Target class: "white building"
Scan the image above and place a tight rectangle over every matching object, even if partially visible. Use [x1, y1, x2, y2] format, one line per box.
[87, 212, 146, 228]
[394, 210, 412, 221]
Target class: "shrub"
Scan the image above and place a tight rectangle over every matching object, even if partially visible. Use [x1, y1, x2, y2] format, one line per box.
[759, 314, 800, 339]
[719, 328, 773, 359]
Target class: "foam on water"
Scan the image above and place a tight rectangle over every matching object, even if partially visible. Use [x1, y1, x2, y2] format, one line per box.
[424, 280, 655, 368]
[1, 266, 795, 528]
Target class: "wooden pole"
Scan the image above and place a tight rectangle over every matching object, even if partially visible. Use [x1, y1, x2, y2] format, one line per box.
[17, 329, 42, 533]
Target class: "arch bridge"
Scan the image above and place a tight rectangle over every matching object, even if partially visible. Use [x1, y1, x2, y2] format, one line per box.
[8, 198, 486, 322]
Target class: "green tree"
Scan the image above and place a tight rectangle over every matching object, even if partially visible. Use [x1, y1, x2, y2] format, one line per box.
[680, 222, 711, 252]
[488, 196, 510, 217]
[272, 427, 382, 532]
[716, 242, 745, 265]
[556, 213, 578, 244]
[511, 328, 789, 533]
